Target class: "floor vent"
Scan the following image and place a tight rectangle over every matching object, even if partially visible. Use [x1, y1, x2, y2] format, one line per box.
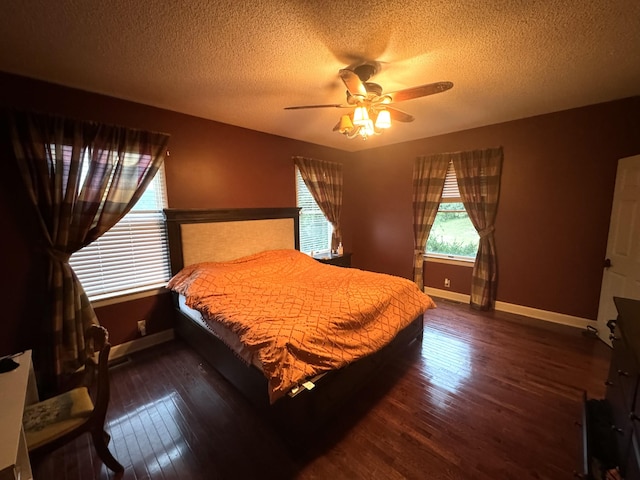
[108, 356, 133, 370]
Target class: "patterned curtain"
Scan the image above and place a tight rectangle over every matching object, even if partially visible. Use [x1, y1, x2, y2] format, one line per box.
[452, 147, 503, 310]
[293, 156, 343, 250]
[412, 154, 450, 289]
[8, 110, 170, 390]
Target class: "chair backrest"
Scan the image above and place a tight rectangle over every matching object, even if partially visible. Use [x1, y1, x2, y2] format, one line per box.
[83, 325, 112, 424]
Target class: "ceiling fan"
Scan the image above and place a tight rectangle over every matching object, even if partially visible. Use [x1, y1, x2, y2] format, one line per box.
[284, 63, 453, 139]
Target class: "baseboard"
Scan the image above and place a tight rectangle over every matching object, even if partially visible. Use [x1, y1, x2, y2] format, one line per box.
[109, 329, 175, 361]
[424, 287, 593, 330]
[424, 288, 470, 305]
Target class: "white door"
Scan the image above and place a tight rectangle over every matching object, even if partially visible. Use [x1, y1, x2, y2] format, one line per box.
[596, 154, 640, 345]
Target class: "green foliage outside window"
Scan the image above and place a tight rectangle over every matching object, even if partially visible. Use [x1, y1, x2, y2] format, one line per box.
[426, 202, 479, 258]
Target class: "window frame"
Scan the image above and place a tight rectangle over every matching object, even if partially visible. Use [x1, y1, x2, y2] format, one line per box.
[295, 166, 333, 254]
[69, 163, 171, 305]
[425, 161, 478, 265]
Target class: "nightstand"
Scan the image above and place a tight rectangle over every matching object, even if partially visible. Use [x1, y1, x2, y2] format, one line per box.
[312, 252, 352, 268]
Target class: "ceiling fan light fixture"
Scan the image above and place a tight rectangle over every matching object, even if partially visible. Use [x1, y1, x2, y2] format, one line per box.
[375, 109, 391, 129]
[285, 64, 452, 142]
[352, 106, 369, 126]
[359, 119, 375, 138]
[339, 114, 354, 133]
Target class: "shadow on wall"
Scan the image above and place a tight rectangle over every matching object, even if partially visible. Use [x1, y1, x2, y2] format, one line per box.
[0, 121, 50, 357]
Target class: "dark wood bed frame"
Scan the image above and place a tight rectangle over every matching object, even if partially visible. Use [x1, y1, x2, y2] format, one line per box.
[164, 207, 425, 439]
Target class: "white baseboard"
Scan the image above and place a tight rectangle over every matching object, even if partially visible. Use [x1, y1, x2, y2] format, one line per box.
[424, 288, 470, 305]
[109, 329, 175, 361]
[424, 287, 593, 330]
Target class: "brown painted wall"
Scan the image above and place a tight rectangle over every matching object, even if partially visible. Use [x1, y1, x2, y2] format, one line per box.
[1, 69, 638, 359]
[343, 98, 640, 320]
[423, 263, 472, 295]
[0, 72, 347, 355]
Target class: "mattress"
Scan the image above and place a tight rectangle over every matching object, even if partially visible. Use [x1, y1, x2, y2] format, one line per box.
[178, 293, 325, 397]
[178, 294, 260, 368]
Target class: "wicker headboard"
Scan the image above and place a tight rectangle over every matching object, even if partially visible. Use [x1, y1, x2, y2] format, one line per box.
[163, 208, 300, 274]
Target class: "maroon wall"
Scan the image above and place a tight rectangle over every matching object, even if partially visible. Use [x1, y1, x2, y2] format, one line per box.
[0, 72, 347, 355]
[423, 263, 472, 295]
[343, 98, 640, 320]
[1, 69, 638, 359]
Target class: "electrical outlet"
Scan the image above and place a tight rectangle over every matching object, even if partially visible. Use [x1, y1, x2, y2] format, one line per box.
[137, 320, 147, 336]
[444, 278, 451, 288]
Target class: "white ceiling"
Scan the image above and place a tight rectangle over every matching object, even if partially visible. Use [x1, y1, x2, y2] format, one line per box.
[1, 1, 639, 152]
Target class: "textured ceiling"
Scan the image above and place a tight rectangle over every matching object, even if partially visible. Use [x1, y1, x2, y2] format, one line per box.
[0, 1, 639, 152]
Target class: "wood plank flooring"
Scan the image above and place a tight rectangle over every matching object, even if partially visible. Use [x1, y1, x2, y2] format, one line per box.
[31, 298, 611, 479]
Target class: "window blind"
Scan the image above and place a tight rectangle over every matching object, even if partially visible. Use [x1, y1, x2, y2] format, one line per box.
[295, 167, 332, 253]
[441, 161, 461, 201]
[70, 166, 171, 301]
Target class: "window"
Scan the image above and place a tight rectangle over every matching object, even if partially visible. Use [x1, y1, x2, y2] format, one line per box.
[296, 167, 332, 254]
[70, 164, 171, 301]
[426, 162, 479, 260]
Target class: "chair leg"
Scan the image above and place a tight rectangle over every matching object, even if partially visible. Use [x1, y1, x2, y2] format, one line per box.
[91, 428, 124, 473]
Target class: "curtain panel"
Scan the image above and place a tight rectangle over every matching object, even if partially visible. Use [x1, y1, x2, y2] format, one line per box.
[7, 109, 170, 391]
[451, 147, 503, 310]
[412, 155, 450, 289]
[293, 156, 343, 250]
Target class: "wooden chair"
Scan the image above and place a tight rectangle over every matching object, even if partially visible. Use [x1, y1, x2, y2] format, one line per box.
[22, 325, 124, 473]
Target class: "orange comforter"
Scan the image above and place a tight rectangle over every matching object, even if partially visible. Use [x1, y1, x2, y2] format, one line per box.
[167, 249, 436, 402]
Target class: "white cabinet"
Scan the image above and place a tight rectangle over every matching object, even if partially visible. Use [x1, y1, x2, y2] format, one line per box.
[0, 351, 36, 480]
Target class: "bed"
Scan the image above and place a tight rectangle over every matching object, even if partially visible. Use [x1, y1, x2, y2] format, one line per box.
[163, 207, 434, 438]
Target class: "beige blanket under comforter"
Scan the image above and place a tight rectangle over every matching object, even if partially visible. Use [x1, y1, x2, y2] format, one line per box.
[167, 249, 436, 402]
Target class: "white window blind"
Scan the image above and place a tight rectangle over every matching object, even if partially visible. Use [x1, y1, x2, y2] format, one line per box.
[70, 165, 171, 301]
[441, 161, 461, 201]
[296, 167, 332, 253]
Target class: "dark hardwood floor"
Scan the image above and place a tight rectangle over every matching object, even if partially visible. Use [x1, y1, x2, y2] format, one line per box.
[31, 298, 611, 479]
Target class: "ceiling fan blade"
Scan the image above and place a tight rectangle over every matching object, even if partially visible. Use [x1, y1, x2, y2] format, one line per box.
[339, 69, 367, 97]
[387, 81, 453, 103]
[284, 104, 349, 110]
[387, 107, 415, 123]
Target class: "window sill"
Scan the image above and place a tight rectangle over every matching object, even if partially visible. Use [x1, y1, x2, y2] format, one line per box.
[90, 286, 168, 308]
[424, 255, 475, 267]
